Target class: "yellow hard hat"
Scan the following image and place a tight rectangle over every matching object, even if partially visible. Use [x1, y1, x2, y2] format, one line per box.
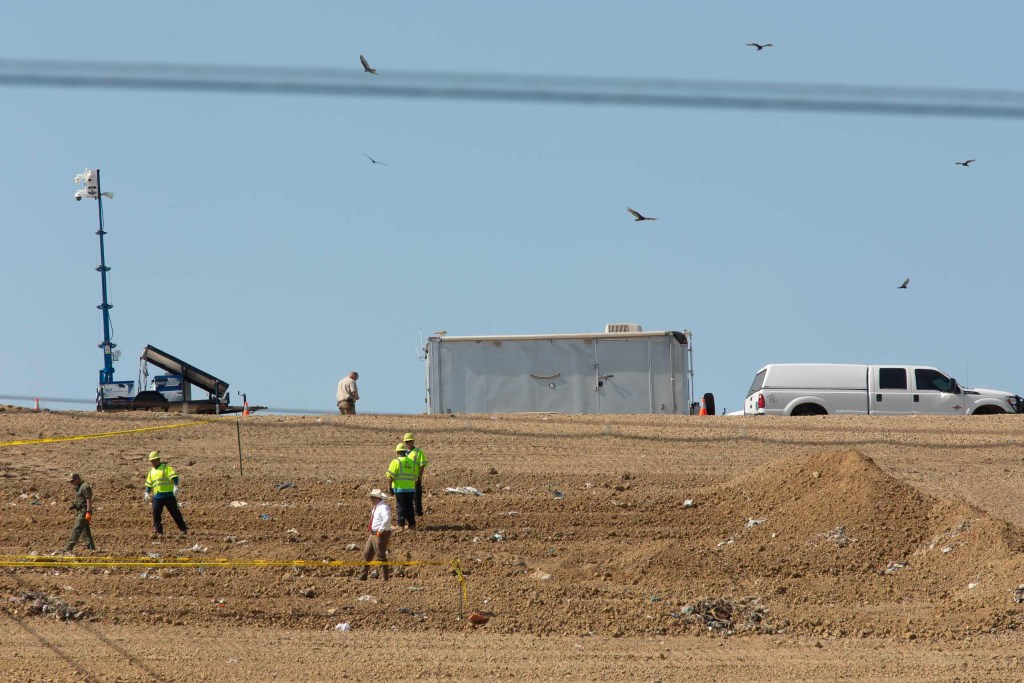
[403, 432, 415, 442]
[148, 451, 161, 461]
[395, 443, 406, 452]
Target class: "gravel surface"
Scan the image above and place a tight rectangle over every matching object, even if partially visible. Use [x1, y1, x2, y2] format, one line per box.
[1, 410, 1023, 681]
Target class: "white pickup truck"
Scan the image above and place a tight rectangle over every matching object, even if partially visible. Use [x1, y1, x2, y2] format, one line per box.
[744, 364, 1023, 416]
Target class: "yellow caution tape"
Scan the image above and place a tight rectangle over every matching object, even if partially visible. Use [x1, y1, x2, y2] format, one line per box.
[0, 554, 459, 571]
[0, 420, 213, 447]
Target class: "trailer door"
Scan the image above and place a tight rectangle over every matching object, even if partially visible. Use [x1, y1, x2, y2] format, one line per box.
[594, 339, 652, 413]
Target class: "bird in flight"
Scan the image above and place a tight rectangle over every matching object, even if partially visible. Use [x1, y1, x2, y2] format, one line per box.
[360, 55, 377, 74]
[954, 159, 976, 167]
[898, 278, 909, 289]
[627, 208, 657, 222]
[364, 153, 387, 166]
[433, 330, 448, 337]
[747, 43, 773, 51]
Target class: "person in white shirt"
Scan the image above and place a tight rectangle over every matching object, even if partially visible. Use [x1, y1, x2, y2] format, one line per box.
[358, 488, 391, 581]
[337, 371, 360, 415]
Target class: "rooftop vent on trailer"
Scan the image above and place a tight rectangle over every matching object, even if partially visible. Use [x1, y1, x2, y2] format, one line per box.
[604, 323, 643, 333]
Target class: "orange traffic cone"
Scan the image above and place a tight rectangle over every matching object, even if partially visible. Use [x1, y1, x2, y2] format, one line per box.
[699, 398, 707, 416]
[243, 400, 250, 416]
[34, 398, 40, 412]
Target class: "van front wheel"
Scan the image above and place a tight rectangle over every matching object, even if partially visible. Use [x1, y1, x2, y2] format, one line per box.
[790, 404, 828, 416]
[972, 406, 1006, 415]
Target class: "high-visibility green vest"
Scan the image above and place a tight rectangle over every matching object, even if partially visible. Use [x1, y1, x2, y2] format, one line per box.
[409, 447, 428, 473]
[146, 463, 178, 494]
[387, 455, 420, 492]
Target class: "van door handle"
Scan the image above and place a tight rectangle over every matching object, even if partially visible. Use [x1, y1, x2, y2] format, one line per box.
[876, 394, 882, 402]
[913, 394, 919, 402]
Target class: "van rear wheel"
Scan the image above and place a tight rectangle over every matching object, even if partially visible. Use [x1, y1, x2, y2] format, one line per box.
[791, 404, 827, 416]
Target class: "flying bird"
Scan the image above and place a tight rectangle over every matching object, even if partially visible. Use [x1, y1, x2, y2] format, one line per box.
[364, 153, 387, 166]
[433, 330, 448, 337]
[747, 42, 773, 51]
[360, 55, 377, 74]
[627, 207, 657, 222]
[898, 278, 909, 289]
[954, 159, 976, 167]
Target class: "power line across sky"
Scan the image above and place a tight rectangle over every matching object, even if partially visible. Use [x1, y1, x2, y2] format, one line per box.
[4, 58, 1024, 119]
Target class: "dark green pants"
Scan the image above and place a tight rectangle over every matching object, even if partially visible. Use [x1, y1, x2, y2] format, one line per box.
[65, 512, 95, 551]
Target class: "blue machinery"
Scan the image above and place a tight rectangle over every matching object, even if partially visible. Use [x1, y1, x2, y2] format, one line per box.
[76, 168, 259, 414]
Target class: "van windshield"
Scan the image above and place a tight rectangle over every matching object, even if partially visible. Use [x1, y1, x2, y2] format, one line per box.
[747, 369, 767, 397]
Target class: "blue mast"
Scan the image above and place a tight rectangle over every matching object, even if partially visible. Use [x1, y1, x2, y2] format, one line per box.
[94, 169, 116, 385]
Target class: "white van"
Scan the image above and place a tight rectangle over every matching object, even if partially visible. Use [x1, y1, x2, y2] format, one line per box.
[744, 364, 1022, 416]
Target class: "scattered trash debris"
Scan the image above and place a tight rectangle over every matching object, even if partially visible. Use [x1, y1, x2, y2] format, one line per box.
[285, 528, 299, 535]
[884, 562, 907, 575]
[183, 542, 208, 553]
[345, 543, 359, 551]
[812, 525, 855, 548]
[682, 499, 695, 509]
[553, 490, 565, 500]
[259, 514, 271, 521]
[1014, 585, 1024, 604]
[18, 591, 84, 621]
[445, 487, 482, 496]
[275, 482, 295, 491]
[942, 546, 953, 554]
[299, 587, 316, 598]
[968, 582, 979, 590]
[745, 518, 766, 529]
[227, 658, 239, 664]
[357, 595, 377, 603]
[467, 612, 489, 625]
[334, 622, 351, 632]
[488, 532, 506, 542]
[530, 570, 553, 581]
[716, 538, 735, 548]
[683, 597, 770, 634]
[650, 596, 662, 603]
[228, 501, 248, 508]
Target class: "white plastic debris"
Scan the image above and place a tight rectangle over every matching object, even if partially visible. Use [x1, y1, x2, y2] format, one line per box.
[716, 538, 735, 548]
[183, 542, 208, 553]
[682, 499, 695, 509]
[445, 486, 482, 496]
[228, 501, 248, 507]
[884, 562, 907, 574]
[942, 546, 952, 554]
[285, 528, 298, 534]
[345, 543, 359, 551]
[334, 622, 351, 632]
[357, 595, 377, 603]
[1014, 585, 1024, 604]
[745, 518, 766, 528]
[530, 570, 553, 581]
[968, 582, 979, 590]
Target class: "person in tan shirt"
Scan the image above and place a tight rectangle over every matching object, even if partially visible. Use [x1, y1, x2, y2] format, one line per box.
[337, 371, 360, 415]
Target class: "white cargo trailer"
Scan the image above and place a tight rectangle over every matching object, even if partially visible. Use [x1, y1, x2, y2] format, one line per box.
[424, 325, 693, 414]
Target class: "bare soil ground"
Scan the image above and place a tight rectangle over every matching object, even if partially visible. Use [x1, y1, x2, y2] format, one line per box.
[2, 410, 1023, 681]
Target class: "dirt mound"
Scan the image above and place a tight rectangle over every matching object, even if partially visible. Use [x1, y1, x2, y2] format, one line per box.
[638, 449, 1024, 637]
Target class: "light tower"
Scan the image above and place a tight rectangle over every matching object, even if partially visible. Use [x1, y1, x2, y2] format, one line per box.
[74, 168, 118, 389]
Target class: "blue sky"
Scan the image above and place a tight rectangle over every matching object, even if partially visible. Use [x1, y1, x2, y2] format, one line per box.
[2, 2, 1023, 414]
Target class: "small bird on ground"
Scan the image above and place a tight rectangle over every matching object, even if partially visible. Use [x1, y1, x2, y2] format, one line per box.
[364, 153, 387, 166]
[627, 207, 657, 222]
[955, 159, 976, 167]
[747, 42, 773, 51]
[898, 278, 909, 289]
[360, 55, 377, 74]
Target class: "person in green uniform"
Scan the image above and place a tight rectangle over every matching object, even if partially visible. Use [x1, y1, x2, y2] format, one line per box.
[64, 473, 95, 552]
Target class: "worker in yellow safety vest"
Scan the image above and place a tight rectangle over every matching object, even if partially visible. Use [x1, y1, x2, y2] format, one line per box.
[144, 450, 188, 537]
[386, 443, 420, 530]
[402, 432, 429, 517]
